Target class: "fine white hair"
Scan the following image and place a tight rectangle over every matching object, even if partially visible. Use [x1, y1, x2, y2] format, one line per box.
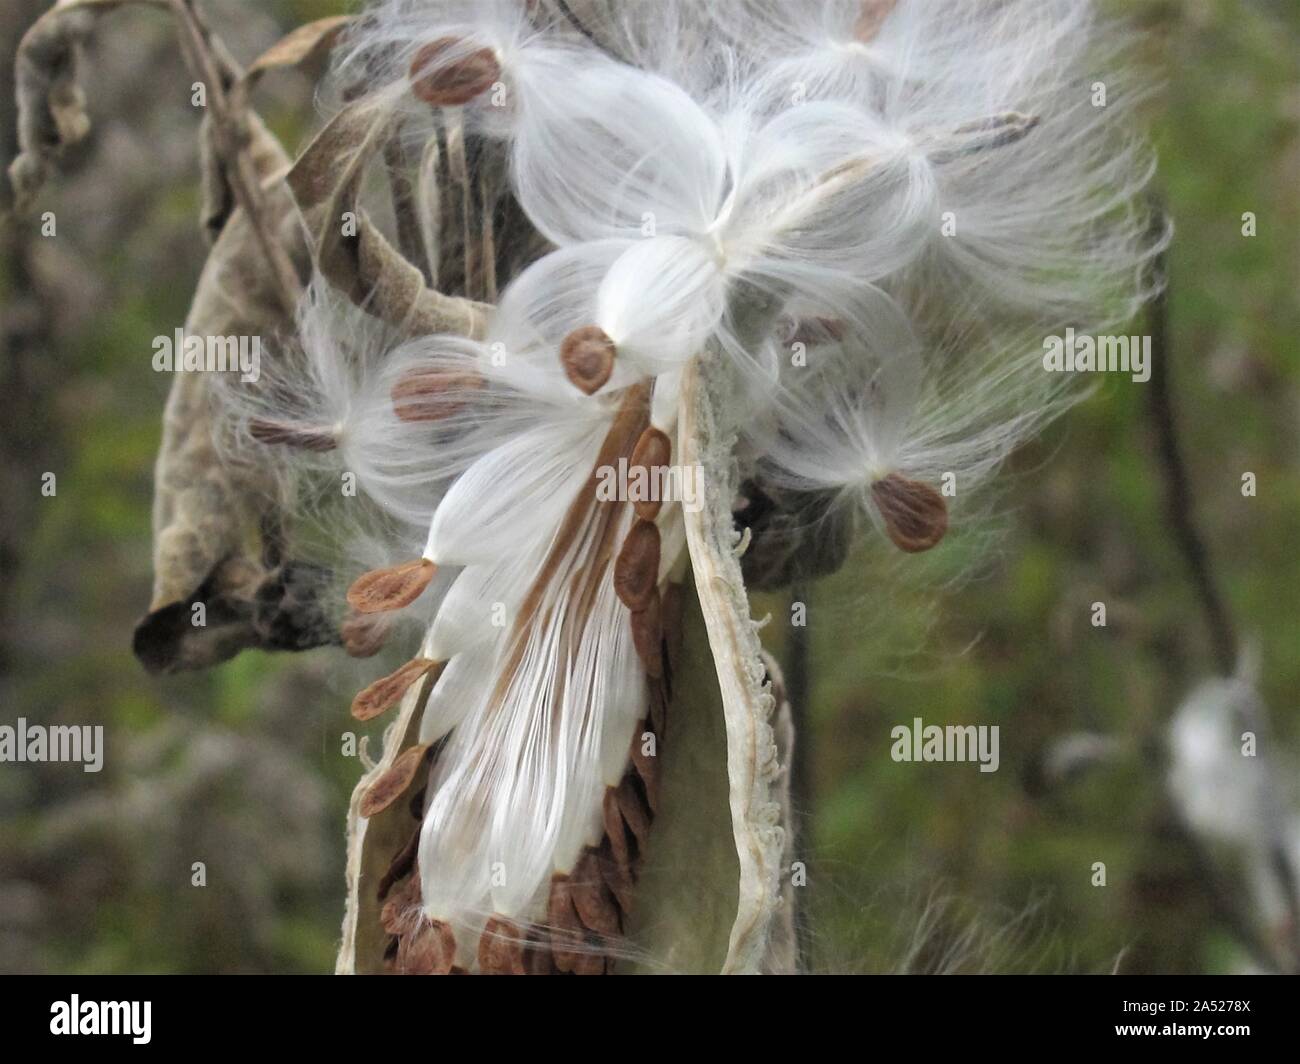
[237, 0, 1168, 957]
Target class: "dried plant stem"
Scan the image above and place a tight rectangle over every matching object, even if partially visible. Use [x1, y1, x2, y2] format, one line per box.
[1143, 203, 1300, 971]
[166, 0, 301, 317]
[1144, 215, 1236, 675]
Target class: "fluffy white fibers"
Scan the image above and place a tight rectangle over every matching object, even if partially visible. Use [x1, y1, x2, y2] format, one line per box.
[245, 0, 1169, 956]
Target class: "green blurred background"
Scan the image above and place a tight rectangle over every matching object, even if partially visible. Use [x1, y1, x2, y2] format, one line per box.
[1, 0, 1297, 973]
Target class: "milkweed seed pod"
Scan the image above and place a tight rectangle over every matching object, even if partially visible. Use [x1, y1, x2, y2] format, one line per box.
[214, 0, 1167, 974]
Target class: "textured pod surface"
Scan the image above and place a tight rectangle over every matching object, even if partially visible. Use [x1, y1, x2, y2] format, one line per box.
[677, 354, 785, 974]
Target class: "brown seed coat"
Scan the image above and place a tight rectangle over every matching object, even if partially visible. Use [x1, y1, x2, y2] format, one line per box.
[409, 37, 501, 107]
[870, 472, 949, 553]
[346, 558, 437, 614]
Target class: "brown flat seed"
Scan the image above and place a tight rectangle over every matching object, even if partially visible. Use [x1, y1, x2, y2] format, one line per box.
[870, 472, 949, 553]
[629, 589, 663, 679]
[390, 367, 484, 422]
[360, 742, 433, 819]
[409, 37, 501, 107]
[569, 848, 622, 937]
[523, 927, 556, 975]
[347, 558, 436, 614]
[613, 520, 660, 611]
[478, 916, 528, 975]
[596, 840, 636, 914]
[547, 876, 584, 974]
[380, 873, 422, 936]
[351, 657, 442, 722]
[629, 426, 672, 520]
[616, 774, 653, 850]
[560, 325, 616, 396]
[571, 949, 607, 976]
[397, 917, 456, 975]
[602, 787, 635, 879]
[248, 418, 337, 452]
[340, 611, 390, 658]
[377, 826, 420, 901]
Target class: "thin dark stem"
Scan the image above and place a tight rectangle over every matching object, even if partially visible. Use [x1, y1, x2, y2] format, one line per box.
[1144, 206, 1237, 674]
[1143, 198, 1300, 971]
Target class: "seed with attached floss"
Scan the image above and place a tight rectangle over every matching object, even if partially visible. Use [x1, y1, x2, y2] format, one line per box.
[614, 519, 660, 611]
[347, 558, 437, 614]
[341, 610, 390, 658]
[629, 427, 672, 520]
[248, 418, 337, 452]
[396, 917, 456, 975]
[629, 587, 663, 678]
[560, 325, 616, 396]
[870, 472, 948, 553]
[391, 368, 484, 423]
[361, 741, 433, 818]
[409, 37, 501, 107]
[352, 657, 443, 721]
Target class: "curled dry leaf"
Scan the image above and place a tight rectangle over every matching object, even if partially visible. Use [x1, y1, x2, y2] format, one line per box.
[240, 14, 353, 91]
[285, 96, 492, 339]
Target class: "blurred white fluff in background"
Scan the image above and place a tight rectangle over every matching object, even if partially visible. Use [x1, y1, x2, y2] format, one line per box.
[236, 0, 1169, 960]
[1167, 664, 1300, 944]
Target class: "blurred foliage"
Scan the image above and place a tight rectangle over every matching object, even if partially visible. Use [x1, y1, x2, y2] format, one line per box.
[0, 0, 1297, 974]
